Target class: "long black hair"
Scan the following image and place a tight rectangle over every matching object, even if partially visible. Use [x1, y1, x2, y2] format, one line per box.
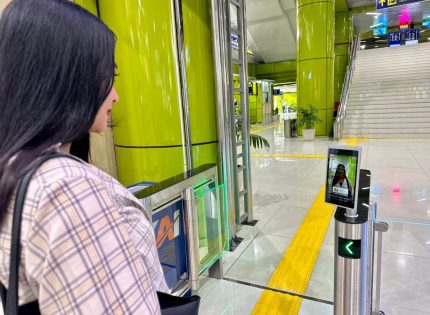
[0, 0, 116, 222]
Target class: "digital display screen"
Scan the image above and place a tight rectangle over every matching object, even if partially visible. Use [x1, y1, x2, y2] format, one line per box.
[373, 26, 387, 36]
[399, 23, 409, 30]
[325, 146, 361, 209]
[423, 20, 430, 29]
[338, 237, 361, 259]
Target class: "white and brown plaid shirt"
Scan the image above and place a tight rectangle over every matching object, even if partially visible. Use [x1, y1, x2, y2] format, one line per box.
[0, 156, 168, 314]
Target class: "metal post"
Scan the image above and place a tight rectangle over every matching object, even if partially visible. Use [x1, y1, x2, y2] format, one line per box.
[238, 0, 254, 223]
[183, 187, 200, 291]
[172, 0, 193, 171]
[334, 169, 372, 315]
[210, 0, 237, 246]
[373, 221, 388, 315]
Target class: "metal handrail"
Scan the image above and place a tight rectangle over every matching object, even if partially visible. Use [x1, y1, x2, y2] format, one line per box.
[334, 35, 360, 139]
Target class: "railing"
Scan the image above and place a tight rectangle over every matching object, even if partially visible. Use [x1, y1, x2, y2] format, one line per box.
[334, 35, 360, 139]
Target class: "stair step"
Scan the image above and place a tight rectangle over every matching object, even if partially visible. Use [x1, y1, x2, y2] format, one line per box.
[348, 98, 430, 106]
[347, 107, 430, 114]
[342, 133, 430, 139]
[347, 112, 430, 119]
[347, 104, 430, 111]
[343, 127, 430, 134]
[345, 122, 430, 129]
[348, 93, 430, 103]
[345, 117, 430, 124]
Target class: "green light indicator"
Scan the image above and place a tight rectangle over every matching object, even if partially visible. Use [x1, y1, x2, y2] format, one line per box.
[345, 241, 354, 255]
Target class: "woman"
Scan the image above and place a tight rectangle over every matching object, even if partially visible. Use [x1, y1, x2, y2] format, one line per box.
[0, 0, 167, 313]
[331, 164, 353, 199]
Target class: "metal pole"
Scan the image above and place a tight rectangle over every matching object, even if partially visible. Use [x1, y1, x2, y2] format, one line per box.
[238, 0, 254, 223]
[209, 0, 237, 244]
[183, 187, 200, 291]
[172, 0, 193, 171]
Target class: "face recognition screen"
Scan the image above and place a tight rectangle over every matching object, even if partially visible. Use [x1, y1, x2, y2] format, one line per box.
[325, 146, 361, 209]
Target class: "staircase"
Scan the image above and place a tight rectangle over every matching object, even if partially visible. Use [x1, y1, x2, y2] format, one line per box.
[343, 42, 430, 139]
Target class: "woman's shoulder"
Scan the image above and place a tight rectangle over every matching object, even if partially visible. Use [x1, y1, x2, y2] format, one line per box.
[34, 155, 107, 187]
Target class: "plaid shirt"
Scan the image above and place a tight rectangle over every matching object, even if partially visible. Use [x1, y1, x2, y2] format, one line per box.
[0, 156, 168, 314]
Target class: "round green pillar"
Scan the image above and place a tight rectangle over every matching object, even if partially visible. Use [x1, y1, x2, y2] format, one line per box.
[98, 0, 185, 186]
[182, 0, 218, 167]
[334, 11, 352, 103]
[297, 0, 335, 136]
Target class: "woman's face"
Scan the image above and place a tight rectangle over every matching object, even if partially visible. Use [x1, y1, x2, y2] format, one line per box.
[337, 165, 345, 177]
[90, 86, 119, 133]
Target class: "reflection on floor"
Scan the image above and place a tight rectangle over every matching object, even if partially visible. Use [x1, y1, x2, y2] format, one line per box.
[200, 123, 430, 315]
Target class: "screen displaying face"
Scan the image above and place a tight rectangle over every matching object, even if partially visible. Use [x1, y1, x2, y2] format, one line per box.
[325, 146, 361, 209]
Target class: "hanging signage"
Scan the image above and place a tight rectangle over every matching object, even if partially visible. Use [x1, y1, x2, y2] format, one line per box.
[405, 29, 420, 45]
[373, 26, 387, 35]
[399, 23, 409, 30]
[231, 33, 239, 49]
[376, 0, 424, 10]
[388, 31, 402, 46]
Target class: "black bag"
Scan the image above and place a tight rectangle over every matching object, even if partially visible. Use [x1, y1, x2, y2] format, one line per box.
[0, 153, 200, 315]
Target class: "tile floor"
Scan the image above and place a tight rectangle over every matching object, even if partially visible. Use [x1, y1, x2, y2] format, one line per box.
[200, 124, 430, 315]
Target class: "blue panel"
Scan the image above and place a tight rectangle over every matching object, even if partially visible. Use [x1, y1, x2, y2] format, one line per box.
[153, 200, 188, 290]
[388, 32, 402, 46]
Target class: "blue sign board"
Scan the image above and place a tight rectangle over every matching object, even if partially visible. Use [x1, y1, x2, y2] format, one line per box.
[423, 20, 430, 29]
[152, 200, 188, 290]
[405, 29, 420, 45]
[376, 0, 424, 10]
[373, 26, 388, 36]
[388, 32, 402, 46]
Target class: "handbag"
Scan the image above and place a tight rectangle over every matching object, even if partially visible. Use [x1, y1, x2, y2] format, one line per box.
[0, 152, 200, 314]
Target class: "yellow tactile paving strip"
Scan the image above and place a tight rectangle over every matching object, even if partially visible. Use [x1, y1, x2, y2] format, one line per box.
[251, 187, 335, 315]
[250, 125, 277, 134]
[251, 153, 326, 159]
[252, 138, 367, 314]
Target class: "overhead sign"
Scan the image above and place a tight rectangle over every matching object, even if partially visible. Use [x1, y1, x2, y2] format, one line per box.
[399, 23, 409, 30]
[373, 26, 387, 36]
[388, 31, 402, 46]
[338, 237, 361, 259]
[405, 28, 420, 45]
[376, 0, 424, 10]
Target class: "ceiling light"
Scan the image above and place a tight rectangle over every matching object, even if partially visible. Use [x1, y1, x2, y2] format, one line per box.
[360, 45, 366, 49]
[375, 36, 380, 38]
[370, 23, 384, 28]
[375, 45, 379, 48]
[366, 12, 381, 16]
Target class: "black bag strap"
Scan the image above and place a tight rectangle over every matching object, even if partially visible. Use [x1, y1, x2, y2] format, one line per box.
[4, 152, 82, 315]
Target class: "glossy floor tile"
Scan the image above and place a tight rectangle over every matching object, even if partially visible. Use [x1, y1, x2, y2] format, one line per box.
[201, 130, 430, 314]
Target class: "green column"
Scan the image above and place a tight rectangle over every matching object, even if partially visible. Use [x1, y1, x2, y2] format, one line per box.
[297, 0, 335, 136]
[73, 0, 98, 16]
[334, 11, 352, 103]
[182, 0, 218, 167]
[98, 0, 185, 186]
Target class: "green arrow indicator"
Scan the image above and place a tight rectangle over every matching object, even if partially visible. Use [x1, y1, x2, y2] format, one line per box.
[345, 241, 354, 255]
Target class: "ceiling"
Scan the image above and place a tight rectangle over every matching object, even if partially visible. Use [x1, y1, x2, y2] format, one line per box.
[245, 0, 296, 63]
[246, 0, 430, 63]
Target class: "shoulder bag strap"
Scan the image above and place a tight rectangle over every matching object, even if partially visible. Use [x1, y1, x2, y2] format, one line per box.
[5, 152, 82, 315]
